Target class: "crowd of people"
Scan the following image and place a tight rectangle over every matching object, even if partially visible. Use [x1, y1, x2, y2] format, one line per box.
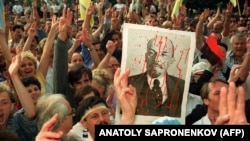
[0, 0, 250, 141]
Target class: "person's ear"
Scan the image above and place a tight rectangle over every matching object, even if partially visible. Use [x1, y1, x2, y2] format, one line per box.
[80, 119, 88, 129]
[203, 99, 209, 106]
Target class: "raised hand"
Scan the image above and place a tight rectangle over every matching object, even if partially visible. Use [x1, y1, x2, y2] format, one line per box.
[199, 8, 210, 22]
[215, 82, 248, 125]
[8, 50, 21, 76]
[27, 22, 37, 38]
[58, 8, 73, 41]
[114, 68, 137, 124]
[81, 28, 92, 47]
[111, 10, 120, 30]
[35, 114, 63, 141]
[225, 2, 233, 17]
[73, 31, 83, 48]
[227, 64, 241, 82]
[106, 40, 117, 55]
[50, 15, 59, 33]
[87, 2, 95, 16]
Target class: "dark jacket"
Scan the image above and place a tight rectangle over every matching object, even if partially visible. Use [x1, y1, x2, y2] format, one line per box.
[128, 72, 185, 117]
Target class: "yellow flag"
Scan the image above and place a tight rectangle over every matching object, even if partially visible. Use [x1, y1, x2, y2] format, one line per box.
[171, 0, 183, 18]
[230, 0, 237, 7]
[79, 0, 94, 27]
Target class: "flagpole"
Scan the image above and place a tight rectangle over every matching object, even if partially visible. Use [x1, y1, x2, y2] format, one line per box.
[237, 0, 241, 16]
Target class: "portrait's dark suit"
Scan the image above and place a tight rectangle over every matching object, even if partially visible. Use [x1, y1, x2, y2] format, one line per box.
[128, 72, 185, 117]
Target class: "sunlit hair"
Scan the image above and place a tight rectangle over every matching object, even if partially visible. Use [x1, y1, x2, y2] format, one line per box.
[36, 94, 68, 131]
[230, 32, 247, 44]
[92, 68, 113, 84]
[92, 68, 113, 97]
[21, 51, 38, 69]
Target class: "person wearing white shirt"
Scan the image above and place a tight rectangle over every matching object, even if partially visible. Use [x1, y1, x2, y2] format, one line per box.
[12, 1, 23, 16]
[49, 0, 61, 16]
[113, 0, 126, 11]
[192, 78, 229, 125]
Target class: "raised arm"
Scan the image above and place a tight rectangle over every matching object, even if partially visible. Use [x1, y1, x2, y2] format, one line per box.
[242, 0, 249, 15]
[92, 17, 104, 41]
[92, 1, 104, 40]
[68, 31, 82, 63]
[114, 68, 137, 124]
[38, 15, 59, 77]
[233, 38, 250, 85]
[4, 5, 11, 42]
[96, 1, 104, 25]
[221, 3, 233, 37]
[9, 52, 36, 120]
[172, 5, 186, 30]
[207, 7, 221, 30]
[97, 40, 116, 69]
[195, 9, 209, 50]
[110, 10, 121, 31]
[158, 0, 166, 18]
[0, 29, 12, 65]
[53, 8, 75, 108]
[82, 1, 95, 31]
[81, 28, 100, 69]
[22, 22, 37, 52]
[42, 2, 48, 23]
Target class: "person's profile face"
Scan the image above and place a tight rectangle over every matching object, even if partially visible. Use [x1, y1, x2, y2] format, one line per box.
[0, 92, 14, 127]
[205, 81, 228, 112]
[145, 37, 174, 78]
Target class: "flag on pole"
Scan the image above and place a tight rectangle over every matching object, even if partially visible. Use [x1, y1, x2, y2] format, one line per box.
[171, 0, 183, 18]
[79, 0, 94, 27]
[230, 0, 237, 7]
[200, 36, 225, 66]
[0, 0, 5, 30]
